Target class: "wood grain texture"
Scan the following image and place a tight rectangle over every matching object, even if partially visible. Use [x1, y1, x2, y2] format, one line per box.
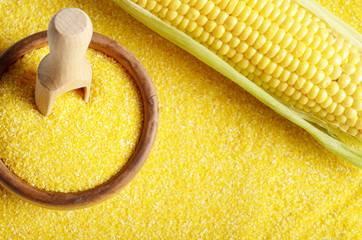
[0, 31, 159, 210]
[35, 8, 93, 116]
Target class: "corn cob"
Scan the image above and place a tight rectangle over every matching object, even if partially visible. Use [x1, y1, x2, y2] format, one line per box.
[113, 0, 362, 165]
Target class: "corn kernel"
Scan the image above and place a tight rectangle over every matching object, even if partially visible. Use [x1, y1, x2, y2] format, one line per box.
[186, 8, 200, 20]
[326, 113, 336, 122]
[288, 58, 300, 72]
[295, 77, 306, 90]
[345, 82, 357, 95]
[298, 95, 309, 105]
[208, 6, 221, 20]
[213, 25, 226, 38]
[342, 96, 354, 108]
[272, 66, 284, 78]
[239, 6, 252, 22]
[166, 10, 178, 21]
[311, 104, 322, 113]
[275, 12, 287, 25]
[279, 69, 291, 82]
[301, 80, 314, 94]
[178, 3, 190, 15]
[200, 1, 214, 15]
[357, 119, 362, 129]
[215, 11, 228, 24]
[169, 0, 181, 10]
[312, 70, 325, 84]
[274, 49, 287, 63]
[231, 1, 246, 16]
[285, 86, 296, 96]
[336, 115, 348, 124]
[240, 26, 252, 40]
[316, 58, 328, 70]
[268, 7, 281, 21]
[347, 116, 358, 127]
[226, 48, 236, 58]
[295, 26, 308, 40]
[221, 31, 233, 43]
[330, 66, 342, 80]
[265, 62, 277, 75]
[334, 104, 345, 116]
[280, 53, 293, 68]
[146, 0, 157, 10]
[338, 46, 350, 60]
[270, 78, 281, 88]
[187, 21, 197, 32]
[159, 8, 168, 18]
[310, 35, 322, 49]
[318, 76, 332, 88]
[307, 100, 316, 107]
[330, 54, 342, 66]
[205, 21, 217, 32]
[251, 53, 263, 65]
[351, 71, 362, 84]
[349, 54, 360, 65]
[323, 45, 336, 59]
[236, 41, 249, 53]
[300, 48, 313, 61]
[324, 65, 334, 76]
[225, 0, 238, 14]
[212, 0, 225, 8]
[252, 16, 264, 30]
[267, 45, 281, 59]
[218, 44, 230, 55]
[320, 96, 333, 108]
[261, 73, 272, 83]
[317, 41, 328, 52]
[172, 15, 183, 25]
[179, 17, 190, 29]
[353, 87, 362, 100]
[259, 40, 273, 54]
[345, 108, 358, 118]
[257, 56, 270, 70]
[232, 53, 244, 63]
[297, 61, 309, 75]
[196, 15, 208, 25]
[333, 90, 347, 103]
[245, 47, 257, 59]
[254, 35, 267, 49]
[245, 10, 258, 26]
[338, 74, 351, 89]
[224, 16, 238, 30]
[260, 2, 274, 17]
[265, 23, 279, 40]
[247, 31, 259, 45]
[258, 18, 271, 34]
[307, 85, 319, 99]
[353, 100, 362, 111]
[326, 102, 337, 113]
[307, 50, 321, 65]
[229, 36, 240, 48]
[272, 29, 286, 44]
[231, 22, 246, 36]
[291, 91, 302, 101]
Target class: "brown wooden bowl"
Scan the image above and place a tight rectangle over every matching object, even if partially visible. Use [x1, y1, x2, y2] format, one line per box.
[0, 31, 159, 210]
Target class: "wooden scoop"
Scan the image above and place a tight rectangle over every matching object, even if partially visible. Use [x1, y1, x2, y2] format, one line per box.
[35, 8, 93, 116]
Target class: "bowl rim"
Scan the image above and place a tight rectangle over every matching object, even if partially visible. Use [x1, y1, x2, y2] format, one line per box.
[0, 31, 159, 210]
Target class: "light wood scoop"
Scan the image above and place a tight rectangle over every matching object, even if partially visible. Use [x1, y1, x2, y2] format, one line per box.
[35, 8, 93, 116]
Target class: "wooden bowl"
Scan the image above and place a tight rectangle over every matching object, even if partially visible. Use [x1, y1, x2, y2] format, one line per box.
[0, 31, 159, 209]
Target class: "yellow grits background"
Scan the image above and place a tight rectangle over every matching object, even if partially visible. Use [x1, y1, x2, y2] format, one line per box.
[0, 0, 361, 238]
